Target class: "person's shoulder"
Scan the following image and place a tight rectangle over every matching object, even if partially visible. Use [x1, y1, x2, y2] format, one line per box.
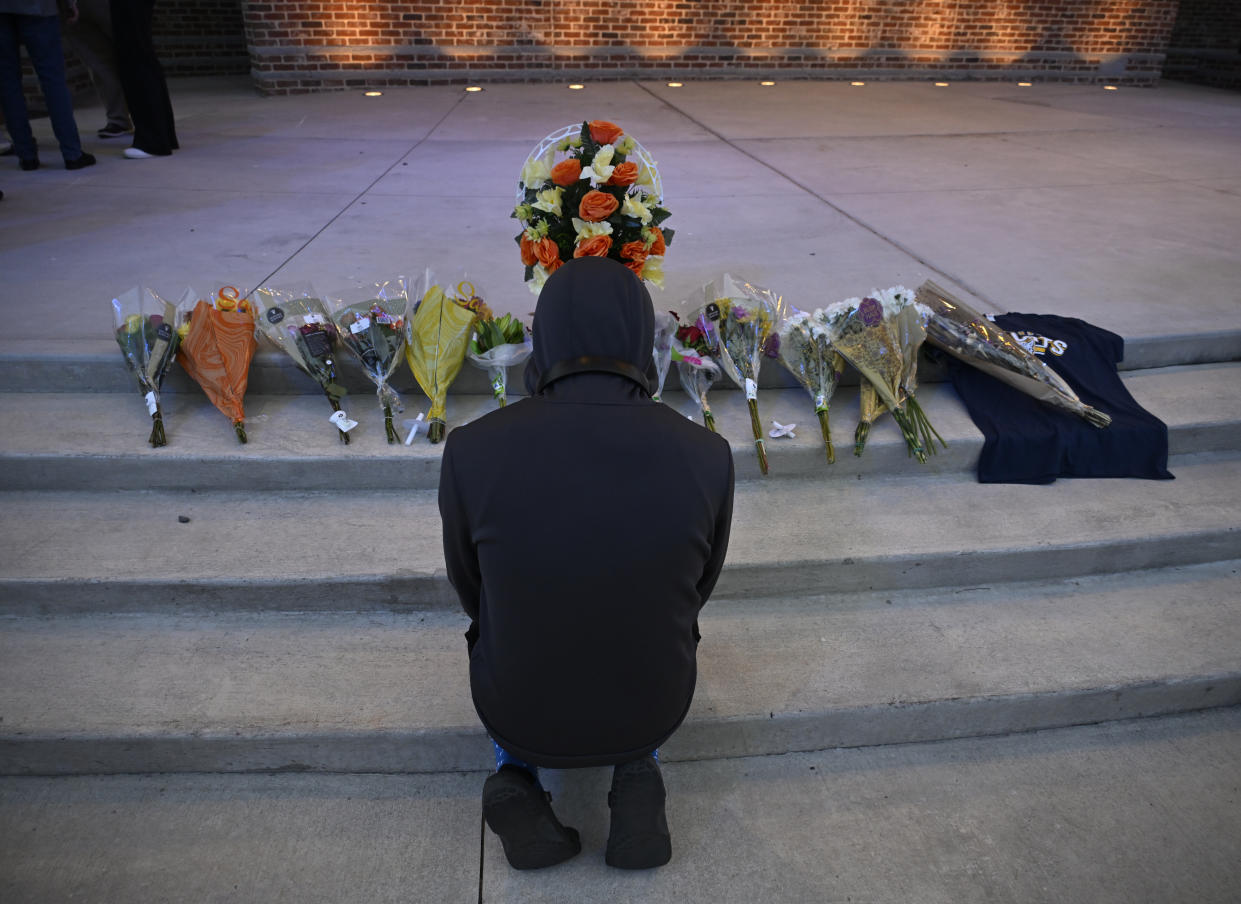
[443, 398, 536, 453]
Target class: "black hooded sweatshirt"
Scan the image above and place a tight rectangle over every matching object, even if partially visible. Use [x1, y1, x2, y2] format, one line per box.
[438, 257, 735, 768]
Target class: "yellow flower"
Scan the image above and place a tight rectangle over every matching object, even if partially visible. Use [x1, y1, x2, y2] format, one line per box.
[581, 144, 615, 183]
[642, 255, 665, 287]
[572, 217, 614, 239]
[636, 160, 656, 190]
[176, 320, 191, 340]
[520, 154, 553, 189]
[622, 193, 653, 225]
[532, 186, 564, 217]
[617, 136, 636, 155]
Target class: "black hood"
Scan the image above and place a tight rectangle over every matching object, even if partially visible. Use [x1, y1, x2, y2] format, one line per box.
[523, 256, 656, 398]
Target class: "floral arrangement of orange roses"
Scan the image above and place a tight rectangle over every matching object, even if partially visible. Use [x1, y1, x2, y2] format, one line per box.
[513, 120, 673, 293]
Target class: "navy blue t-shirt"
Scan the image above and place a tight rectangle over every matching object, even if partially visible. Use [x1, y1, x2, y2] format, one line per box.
[947, 313, 1174, 484]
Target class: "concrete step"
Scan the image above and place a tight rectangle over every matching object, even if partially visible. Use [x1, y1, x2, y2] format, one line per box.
[4, 325, 1238, 399]
[1, 452, 1238, 615]
[1, 362, 1237, 490]
[4, 709, 1240, 903]
[1, 560, 1237, 775]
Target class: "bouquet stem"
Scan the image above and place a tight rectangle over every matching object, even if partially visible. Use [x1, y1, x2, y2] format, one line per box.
[905, 397, 945, 455]
[233, 421, 248, 444]
[428, 418, 446, 444]
[816, 407, 835, 464]
[746, 398, 769, 475]
[854, 421, 869, 458]
[329, 395, 351, 445]
[149, 409, 167, 448]
[383, 404, 398, 445]
[702, 407, 716, 433]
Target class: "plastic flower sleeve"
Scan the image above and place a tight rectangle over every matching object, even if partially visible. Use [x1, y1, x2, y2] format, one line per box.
[467, 320, 532, 408]
[404, 272, 478, 442]
[651, 310, 677, 402]
[915, 279, 1111, 428]
[777, 307, 844, 463]
[111, 286, 181, 447]
[687, 273, 779, 474]
[675, 352, 721, 432]
[175, 285, 258, 443]
[327, 278, 411, 444]
[251, 284, 353, 444]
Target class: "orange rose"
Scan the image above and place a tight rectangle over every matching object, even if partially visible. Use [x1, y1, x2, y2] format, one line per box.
[624, 259, 645, 278]
[533, 237, 561, 269]
[551, 158, 581, 186]
[545, 257, 564, 274]
[588, 120, 624, 145]
[606, 162, 638, 187]
[646, 227, 666, 256]
[574, 234, 613, 258]
[519, 234, 537, 267]
[619, 240, 648, 263]
[578, 190, 620, 222]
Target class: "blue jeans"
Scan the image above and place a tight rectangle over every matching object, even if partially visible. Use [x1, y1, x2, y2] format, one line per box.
[0, 13, 84, 162]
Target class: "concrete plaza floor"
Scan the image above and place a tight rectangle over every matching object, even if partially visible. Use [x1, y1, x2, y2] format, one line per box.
[1, 75, 1239, 366]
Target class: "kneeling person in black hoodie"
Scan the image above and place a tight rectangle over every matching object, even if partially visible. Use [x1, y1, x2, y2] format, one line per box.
[439, 257, 735, 870]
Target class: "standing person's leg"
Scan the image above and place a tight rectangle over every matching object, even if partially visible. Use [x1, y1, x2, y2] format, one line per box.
[16, 13, 89, 166]
[63, 0, 130, 135]
[110, 0, 176, 157]
[0, 13, 39, 166]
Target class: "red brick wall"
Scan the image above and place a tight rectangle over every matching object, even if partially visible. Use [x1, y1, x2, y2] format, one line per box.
[1164, 0, 1241, 88]
[153, 0, 248, 76]
[242, 0, 1180, 94]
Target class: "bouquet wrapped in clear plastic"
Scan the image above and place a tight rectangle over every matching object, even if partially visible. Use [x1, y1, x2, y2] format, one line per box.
[111, 286, 181, 447]
[328, 278, 411, 444]
[175, 285, 257, 443]
[672, 314, 720, 431]
[915, 280, 1111, 428]
[651, 309, 677, 402]
[824, 287, 942, 462]
[777, 308, 846, 463]
[687, 274, 780, 474]
[251, 284, 353, 444]
[467, 310, 531, 407]
[405, 275, 481, 442]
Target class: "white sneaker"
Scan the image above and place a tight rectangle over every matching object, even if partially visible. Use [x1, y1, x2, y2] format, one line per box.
[124, 147, 154, 159]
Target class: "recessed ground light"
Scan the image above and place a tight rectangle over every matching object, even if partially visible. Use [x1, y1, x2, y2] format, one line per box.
[1103, 85, 1118, 90]
[568, 83, 585, 90]
[760, 80, 776, 86]
[465, 85, 483, 93]
[934, 82, 949, 87]
[364, 91, 383, 97]
[851, 81, 865, 86]
[1017, 81, 1032, 87]
[667, 81, 683, 87]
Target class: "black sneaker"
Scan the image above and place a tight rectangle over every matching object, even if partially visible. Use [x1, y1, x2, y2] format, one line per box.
[605, 756, 672, 869]
[65, 152, 96, 171]
[98, 123, 132, 139]
[482, 765, 581, 870]
[19, 157, 38, 171]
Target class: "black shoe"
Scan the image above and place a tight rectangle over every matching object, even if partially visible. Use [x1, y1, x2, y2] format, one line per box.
[483, 765, 581, 870]
[98, 123, 132, 139]
[64, 152, 96, 171]
[605, 756, 672, 869]
[19, 157, 38, 171]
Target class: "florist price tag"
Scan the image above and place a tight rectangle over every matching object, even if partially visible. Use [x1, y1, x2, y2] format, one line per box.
[349, 316, 372, 334]
[303, 312, 327, 326]
[144, 391, 158, 416]
[745, 378, 758, 401]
